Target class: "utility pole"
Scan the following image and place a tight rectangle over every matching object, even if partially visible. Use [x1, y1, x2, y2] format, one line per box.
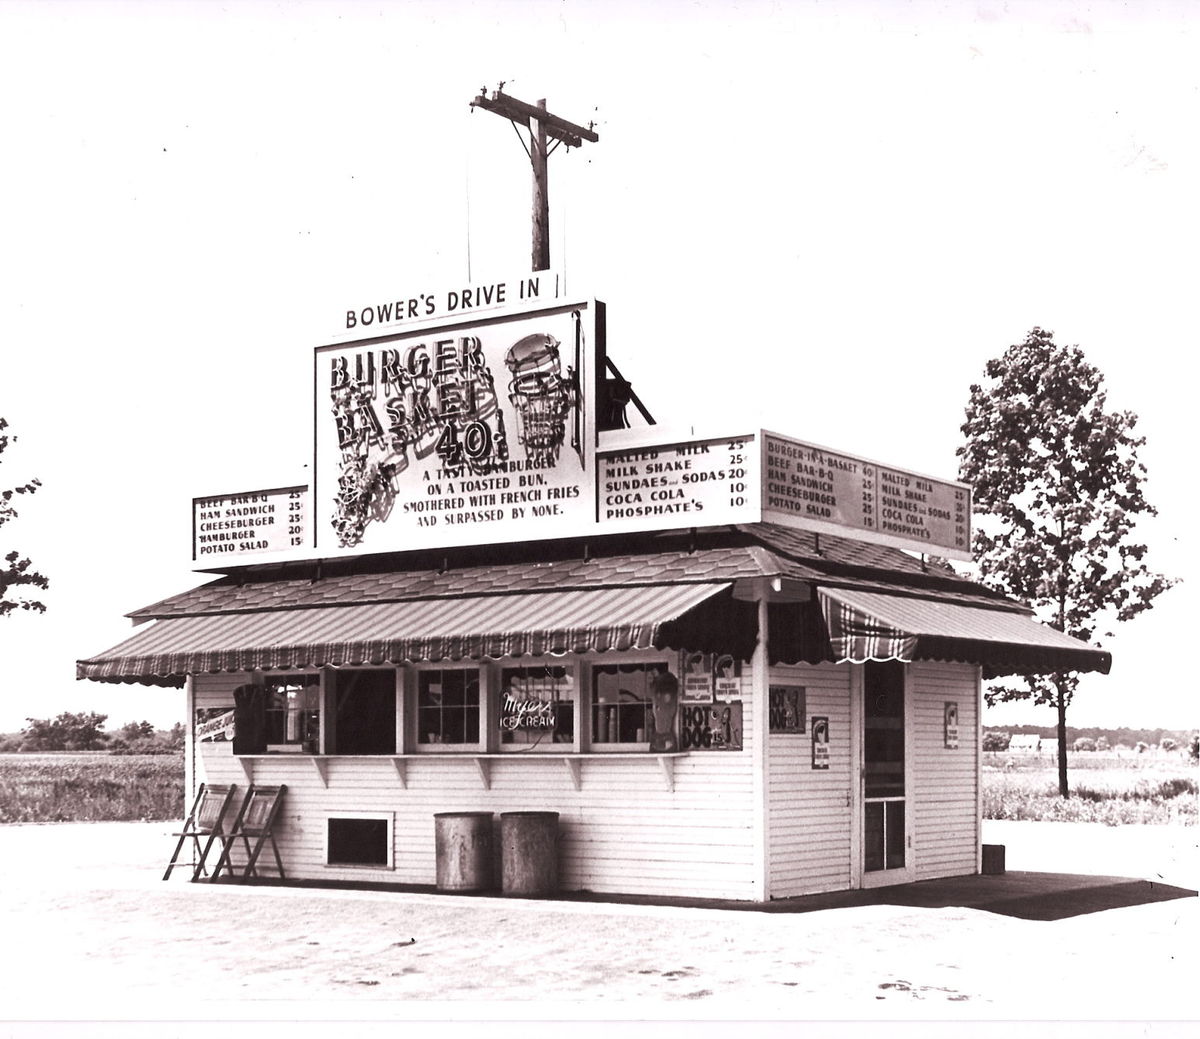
[469, 86, 599, 272]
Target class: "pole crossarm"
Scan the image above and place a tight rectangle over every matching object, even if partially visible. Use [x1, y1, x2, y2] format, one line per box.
[470, 89, 599, 149]
[469, 85, 598, 271]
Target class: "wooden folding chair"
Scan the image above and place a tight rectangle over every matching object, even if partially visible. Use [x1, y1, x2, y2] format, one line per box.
[162, 783, 239, 882]
[211, 784, 287, 881]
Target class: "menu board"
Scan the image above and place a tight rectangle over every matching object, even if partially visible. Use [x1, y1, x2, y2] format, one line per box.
[193, 486, 308, 562]
[761, 432, 971, 560]
[196, 401, 974, 566]
[596, 434, 759, 531]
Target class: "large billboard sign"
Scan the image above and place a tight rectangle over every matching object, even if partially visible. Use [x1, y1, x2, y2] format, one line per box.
[312, 299, 600, 555]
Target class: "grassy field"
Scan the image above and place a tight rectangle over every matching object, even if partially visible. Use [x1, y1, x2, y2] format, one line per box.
[1, 751, 1195, 826]
[982, 751, 1198, 825]
[0, 753, 184, 823]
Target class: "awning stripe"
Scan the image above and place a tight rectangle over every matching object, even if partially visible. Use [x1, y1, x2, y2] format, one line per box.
[821, 595, 917, 662]
[77, 583, 735, 685]
[817, 587, 1112, 677]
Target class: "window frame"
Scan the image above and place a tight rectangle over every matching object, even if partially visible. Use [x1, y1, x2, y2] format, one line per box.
[408, 663, 486, 753]
[324, 811, 394, 870]
[260, 672, 323, 754]
[496, 661, 580, 753]
[325, 666, 401, 756]
[588, 657, 674, 753]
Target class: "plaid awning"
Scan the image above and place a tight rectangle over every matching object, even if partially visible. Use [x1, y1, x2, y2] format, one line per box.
[77, 582, 750, 687]
[817, 587, 1112, 678]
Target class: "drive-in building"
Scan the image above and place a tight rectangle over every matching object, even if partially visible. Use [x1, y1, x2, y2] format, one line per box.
[78, 286, 1110, 900]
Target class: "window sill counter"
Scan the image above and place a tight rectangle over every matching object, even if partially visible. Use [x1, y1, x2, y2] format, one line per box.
[230, 752, 689, 791]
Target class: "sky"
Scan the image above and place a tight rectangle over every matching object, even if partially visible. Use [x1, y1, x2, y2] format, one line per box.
[0, 0, 1195, 735]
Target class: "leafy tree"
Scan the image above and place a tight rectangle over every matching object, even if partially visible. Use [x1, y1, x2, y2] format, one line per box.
[118, 720, 157, 742]
[0, 418, 48, 616]
[21, 711, 109, 751]
[1072, 737, 1097, 753]
[958, 328, 1177, 797]
[1159, 737, 1177, 753]
[108, 720, 185, 756]
[165, 722, 185, 750]
[982, 731, 1011, 752]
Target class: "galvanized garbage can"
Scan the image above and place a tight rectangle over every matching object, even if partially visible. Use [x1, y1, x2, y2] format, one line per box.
[434, 811, 494, 892]
[500, 811, 559, 896]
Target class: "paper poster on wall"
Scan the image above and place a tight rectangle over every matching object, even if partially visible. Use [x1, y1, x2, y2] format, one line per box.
[944, 701, 959, 749]
[769, 685, 806, 734]
[680, 702, 743, 751]
[680, 652, 714, 703]
[713, 654, 741, 699]
[647, 671, 681, 753]
[811, 715, 830, 769]
[196, 707, 236, 743]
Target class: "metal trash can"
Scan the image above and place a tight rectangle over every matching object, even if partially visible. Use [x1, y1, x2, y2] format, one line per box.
[500, 811, 559, 897]
[434, 811, 494, 892]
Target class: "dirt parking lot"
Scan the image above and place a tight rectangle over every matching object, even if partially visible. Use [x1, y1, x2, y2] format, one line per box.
[0, 819, 1194, 1025]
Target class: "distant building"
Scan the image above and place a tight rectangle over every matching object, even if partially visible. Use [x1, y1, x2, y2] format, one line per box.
[1007, 734, 1043, 753]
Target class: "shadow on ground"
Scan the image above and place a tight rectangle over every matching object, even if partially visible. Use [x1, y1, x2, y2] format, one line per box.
[719, 872, 1197, 921]
[247, 870, 1198, 922]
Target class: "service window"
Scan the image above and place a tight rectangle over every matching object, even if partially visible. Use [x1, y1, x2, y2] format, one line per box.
[499, 664, 576, 750]
[332, 669, 397, 755]
[590, 662, 670, 749]
[416, 667, 481, 748]
[263, 674, 321, 753]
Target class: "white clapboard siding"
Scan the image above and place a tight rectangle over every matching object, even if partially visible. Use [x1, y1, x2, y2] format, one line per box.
[766, 663, 853, 897]
[910, 661, 979, 881]
[192, 669, 761, 900]
[191, 672, 244, 796]
[194, 673, 245, 711]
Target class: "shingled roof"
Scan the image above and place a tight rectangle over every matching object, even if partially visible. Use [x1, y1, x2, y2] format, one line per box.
[83, 523, 1112, 685]
[127, 522, 1018, 622]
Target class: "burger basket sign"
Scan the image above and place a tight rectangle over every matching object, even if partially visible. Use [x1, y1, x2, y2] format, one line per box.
[313, 299, 600, 555]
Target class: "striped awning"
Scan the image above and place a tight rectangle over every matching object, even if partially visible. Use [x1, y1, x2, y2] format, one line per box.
[77, 582, 747, 687]
[817, 587, 1112, 678]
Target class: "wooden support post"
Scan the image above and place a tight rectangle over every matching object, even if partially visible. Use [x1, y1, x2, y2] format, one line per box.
[474, 757, 492, 790]
[184, 676, 196, 817]
[531, 99, 550, 272]
[563, 756, 582, 791]
[656, 755, 676, 793]
[469, 87, 598, 274]
[752, 585, 771, 900]
[391, 757, 408, 788]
